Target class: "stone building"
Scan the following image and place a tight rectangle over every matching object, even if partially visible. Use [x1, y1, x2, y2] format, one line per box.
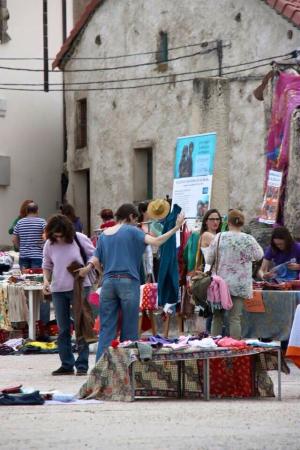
[53, 0, 300, 234]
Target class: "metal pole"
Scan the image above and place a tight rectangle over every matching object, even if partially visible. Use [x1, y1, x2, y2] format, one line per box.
[43, 0, 49, 92]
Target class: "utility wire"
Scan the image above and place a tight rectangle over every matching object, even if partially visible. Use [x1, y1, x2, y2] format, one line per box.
[0, 50, 291, 76]
[0, 54, 287, 87]
[0, 48, 217, 73]
[0, 40, 219, 61]
[0, 61, 274, 92]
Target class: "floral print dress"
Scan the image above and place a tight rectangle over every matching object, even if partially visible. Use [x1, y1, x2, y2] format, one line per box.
[206, 231, 264, 299]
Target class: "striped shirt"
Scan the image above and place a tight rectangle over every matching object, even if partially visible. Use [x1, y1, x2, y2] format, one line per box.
[13, 216, 46, 259]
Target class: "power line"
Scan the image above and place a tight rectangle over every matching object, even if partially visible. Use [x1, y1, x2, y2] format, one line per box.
[0, 47, 217, 73]
[0, 61, 274, 92]
[0, 39, 219, 61]
[0, 53, 288, 87]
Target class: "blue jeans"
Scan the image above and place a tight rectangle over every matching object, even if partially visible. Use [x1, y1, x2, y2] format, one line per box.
[19, 257, 50, 326]
[96, 277, 140, 361]
[52, 289, 90, 371]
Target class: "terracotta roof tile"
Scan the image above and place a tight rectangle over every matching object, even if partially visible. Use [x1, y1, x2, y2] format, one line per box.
[263, 0, 300, 28]
[52, 0, 103, 69]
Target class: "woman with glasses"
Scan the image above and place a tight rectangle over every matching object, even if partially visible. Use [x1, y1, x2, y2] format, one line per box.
[206, 209, 263, 339]
[42, 214, 95, 376]
[184, 209, 222, 274]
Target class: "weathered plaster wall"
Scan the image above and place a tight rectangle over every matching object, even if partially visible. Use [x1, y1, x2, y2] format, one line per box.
[64, 0, 299, 231]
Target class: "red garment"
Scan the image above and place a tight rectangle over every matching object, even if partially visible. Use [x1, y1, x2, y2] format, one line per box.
[216, 337, 248, 348]
[177, 223, 191, 285]
[100, 220, 117, 229]
[198, 355, 254, 398]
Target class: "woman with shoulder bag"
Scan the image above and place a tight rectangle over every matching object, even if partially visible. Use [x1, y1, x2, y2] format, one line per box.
[206, 209, 264, 339]
[42, 214, 96, 376]
[183, 209, 222, 322]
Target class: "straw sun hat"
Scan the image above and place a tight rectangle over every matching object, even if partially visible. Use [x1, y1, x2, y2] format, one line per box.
[147, 199, 170, 220]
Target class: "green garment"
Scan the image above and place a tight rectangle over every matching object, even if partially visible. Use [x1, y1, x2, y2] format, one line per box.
[8, 216, 20, 235]
[183, 231, 201, 272]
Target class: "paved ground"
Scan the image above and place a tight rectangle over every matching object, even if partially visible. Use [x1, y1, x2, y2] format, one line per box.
[0, 352, 300, 450]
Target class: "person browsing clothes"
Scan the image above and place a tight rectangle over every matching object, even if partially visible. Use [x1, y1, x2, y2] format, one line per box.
[78, 203, 185, 361]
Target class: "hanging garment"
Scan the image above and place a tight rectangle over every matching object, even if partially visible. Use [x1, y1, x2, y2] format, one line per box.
[0, 284, 12, 331]
[207, 275, 233, 310]
[158, 204, 181, 306]
[7, 284, 29, 322]
[67, 261, 97, 343]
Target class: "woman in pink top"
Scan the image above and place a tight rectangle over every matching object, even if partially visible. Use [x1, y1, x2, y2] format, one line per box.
[42, 214, 95, 376]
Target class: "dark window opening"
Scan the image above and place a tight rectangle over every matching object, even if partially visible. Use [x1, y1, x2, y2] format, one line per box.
[156, 31, 168, 64]
[76, 98, 87, 149]
[133, 147, 153, 202]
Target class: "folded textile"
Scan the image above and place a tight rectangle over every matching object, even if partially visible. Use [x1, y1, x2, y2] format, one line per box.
[136, 342, 153, 361]
[245, 339, 279, 348]
[188, 337, 217, 348]
[0, 344, 14, 355]
[216, 337, 247, 348]
[3, 338, 24, 351]
[0, 391, 44, 406]
[207, 275, 233, 310]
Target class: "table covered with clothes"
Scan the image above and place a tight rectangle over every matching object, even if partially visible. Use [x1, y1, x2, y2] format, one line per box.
[241, 290, 300, 341]
[78, 341, 288, 402]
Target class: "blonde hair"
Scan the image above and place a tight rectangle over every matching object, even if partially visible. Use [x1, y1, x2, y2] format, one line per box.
[228, 209, 245, 227]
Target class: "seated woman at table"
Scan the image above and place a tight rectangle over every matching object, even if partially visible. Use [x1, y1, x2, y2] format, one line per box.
[261, 226, 300, 281]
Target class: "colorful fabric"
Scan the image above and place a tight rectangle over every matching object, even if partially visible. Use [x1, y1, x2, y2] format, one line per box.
[207, 275, 233, 310]
[286, 304, 300, 368]
[183, 232, 200, 273]
[140, 283, 158, 311]
[206, 231, 263, 299]
[13, 217, 46, 259]
[158, 204, 181, 306]
[0, 284, 12, 331]
[78, 346, 284, 402]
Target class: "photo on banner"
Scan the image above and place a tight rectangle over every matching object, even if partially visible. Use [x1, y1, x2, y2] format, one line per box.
[174, 133, 217, 179]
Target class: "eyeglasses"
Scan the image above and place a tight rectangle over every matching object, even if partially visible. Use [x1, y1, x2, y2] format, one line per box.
[207, 218, 221, 222]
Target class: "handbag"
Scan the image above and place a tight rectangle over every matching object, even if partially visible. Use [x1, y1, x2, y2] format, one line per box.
[74, 233, 100, 286]
[191, 233, 221, 313]
[140, 283, 158, 311]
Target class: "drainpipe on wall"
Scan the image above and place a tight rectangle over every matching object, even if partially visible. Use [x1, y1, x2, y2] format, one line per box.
[217, 39, 223, 77]
[43, 0, 49, 92]
[61, 0, 68, 202]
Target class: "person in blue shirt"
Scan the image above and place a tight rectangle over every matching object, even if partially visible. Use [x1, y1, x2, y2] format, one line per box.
[79, 203, 184, 361]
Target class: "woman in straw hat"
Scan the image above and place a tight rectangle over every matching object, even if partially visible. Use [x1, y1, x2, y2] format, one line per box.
[78, 202, 184, 361]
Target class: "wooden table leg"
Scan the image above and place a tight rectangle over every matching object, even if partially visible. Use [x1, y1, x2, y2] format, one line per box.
[163, 315, 170, 337]
[149, 311, 157, 336]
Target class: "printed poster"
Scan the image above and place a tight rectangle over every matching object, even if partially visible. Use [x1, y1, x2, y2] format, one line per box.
[174, 133, 217, 178]
[172, 175, 213, 228]
[259, 170, 283, 225]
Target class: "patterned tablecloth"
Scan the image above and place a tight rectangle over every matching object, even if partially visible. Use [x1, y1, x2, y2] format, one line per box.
[242, 290, 300, 341]
[78, 346, 288, 402]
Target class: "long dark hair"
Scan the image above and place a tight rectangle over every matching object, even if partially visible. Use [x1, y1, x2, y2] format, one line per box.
[271, 226, 294, 253]
[200, 208, 222, 235]
[44, 214, 75, 244]
[115, 203, 139, 223]
[60, 203, 77, 223]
